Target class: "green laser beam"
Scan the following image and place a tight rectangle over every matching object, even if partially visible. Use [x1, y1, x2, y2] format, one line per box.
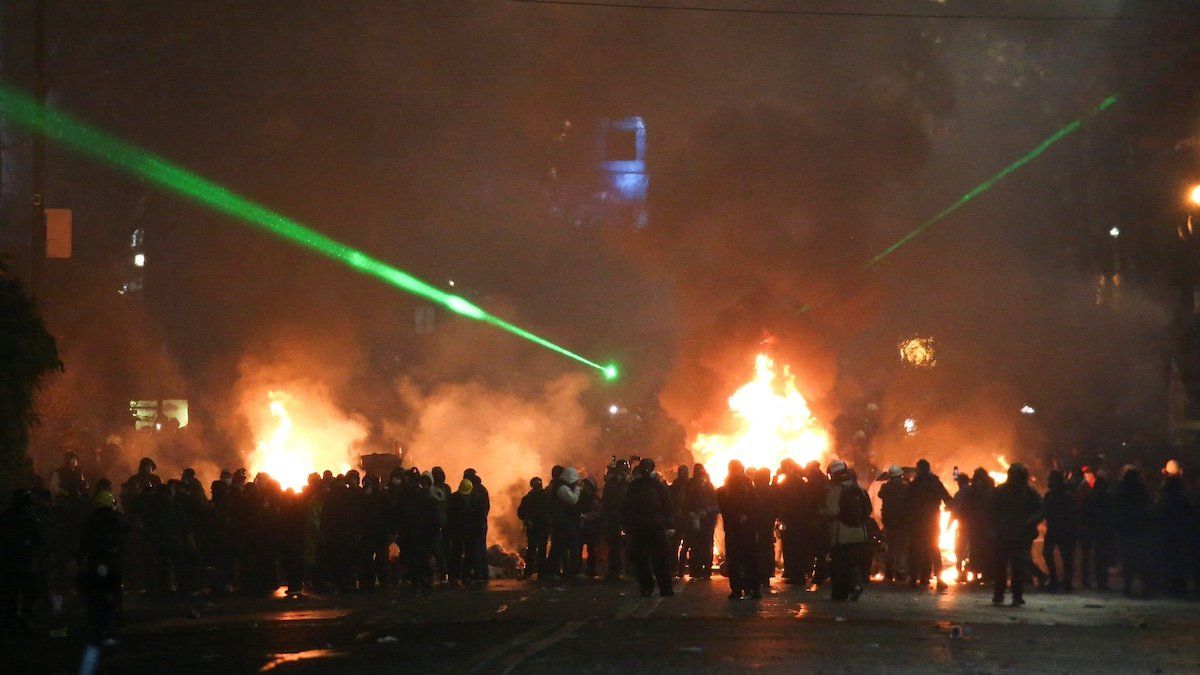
[0, 84, 618, 380]
[865, 94, 1118, 268]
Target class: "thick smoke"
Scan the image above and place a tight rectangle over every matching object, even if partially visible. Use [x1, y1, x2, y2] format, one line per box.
[396, 373, 598, 550]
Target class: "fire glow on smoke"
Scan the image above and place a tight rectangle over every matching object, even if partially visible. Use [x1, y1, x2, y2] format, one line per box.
[246, 390, 359, 491]
[691, 354, 831, 486]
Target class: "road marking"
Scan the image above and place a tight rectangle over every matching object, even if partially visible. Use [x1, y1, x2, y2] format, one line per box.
[466, 620, 586, 675]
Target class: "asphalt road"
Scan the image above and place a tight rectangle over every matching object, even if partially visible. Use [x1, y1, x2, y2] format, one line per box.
[7, 577, 1200, 673]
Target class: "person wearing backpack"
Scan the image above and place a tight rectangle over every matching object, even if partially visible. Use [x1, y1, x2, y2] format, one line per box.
[821, 463, 873, 601]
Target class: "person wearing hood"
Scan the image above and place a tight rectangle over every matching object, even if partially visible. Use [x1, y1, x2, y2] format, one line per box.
[878, 465, 909, 582]
[622, 459, 675, 598]
[821, 465, 872, 601]
[991, 463, 1042, 606]
[905, 459, 953, 590]
[518, 478, 549, 580]
[718, 460, 763, 599]
[547, 467, 583, 579]
[77, 489, 129, 646]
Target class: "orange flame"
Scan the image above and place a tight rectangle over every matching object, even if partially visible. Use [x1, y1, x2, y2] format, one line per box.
[692, 354, 831, 486]
[247, 390, 356, 491]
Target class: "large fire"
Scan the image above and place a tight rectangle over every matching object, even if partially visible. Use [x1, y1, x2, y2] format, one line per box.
[692, 354, 831, 486]
[246, 390, 356, 491]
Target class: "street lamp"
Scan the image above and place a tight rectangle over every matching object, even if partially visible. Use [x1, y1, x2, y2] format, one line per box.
[1109, 226, 1121, 238]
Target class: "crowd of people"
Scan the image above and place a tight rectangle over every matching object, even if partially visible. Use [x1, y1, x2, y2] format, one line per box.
[515, 454, 1200, 607]
[2, 448, 1200, 644]
[1, 452, 500, 641]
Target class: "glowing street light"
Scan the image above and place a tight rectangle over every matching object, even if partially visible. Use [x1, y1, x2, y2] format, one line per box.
[903, 418, 918, 436]
[608, 404, 620, 415]
[1109, 226, 1121, 238]
[1189, 184, 1200, 207]
[133, 252, 146, 267]
[1020, 405, 1036, 415]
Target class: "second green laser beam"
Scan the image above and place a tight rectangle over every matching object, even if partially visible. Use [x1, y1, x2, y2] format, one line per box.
[865, 94, 1117, 268]
[0, 84, 617, 380]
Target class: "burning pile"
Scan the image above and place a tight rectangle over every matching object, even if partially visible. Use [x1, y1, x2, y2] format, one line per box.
[246, 390, 362, 491]
[692, 354, 831, 486]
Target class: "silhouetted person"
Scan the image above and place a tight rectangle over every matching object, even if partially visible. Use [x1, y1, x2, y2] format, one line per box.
[602, 461, 630, 580]
[1076, 466, 1112, 590]
[684, 463, 719, 578]
[77, 489, 129, 646]
[429, 467, 450, 583]
[906, 459, 952, 590]
[719, 460, 762, 599]
[50, 451, 87, 499]
[547, 467, 583, 579]
[518, 478, 549, 579]
[401, 475, 441, 594]
[798, 461, 831, 585]
[579, 476, 601, 578]
[1152, 475, 1193, 597]
[775, 459, 805, 583]
[752, 467, 777, 586]
[622, 459, 675, 597]
[668, 464, 690, 578]
[1042, 470, 1077, 592]
[991, 463, 1041, 606]
[464, 469, 490, 582]
[878, 465, 908, 582]
[1112, 468, 1150, 597]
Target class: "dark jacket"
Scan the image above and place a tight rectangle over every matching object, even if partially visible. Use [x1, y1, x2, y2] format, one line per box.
[622, 473, 673, 533]
[1042, 485, 1078, 540]
[878, 477, 908, 529]
[717, 474, 762, 542]
[518, 487, 549, 532]
[991, 481, 1042, 543]
[906, 472, 952, 523]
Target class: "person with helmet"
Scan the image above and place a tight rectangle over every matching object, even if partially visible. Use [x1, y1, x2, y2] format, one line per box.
[622, 459, 675, 597]
[878, 465, 909, 582]
[991, 463, 1042, 606]
[822, 465, 873, 600]
[76, 488, 129, 646]
[518, 477, 549, 579]
[718, 460, 763, 599]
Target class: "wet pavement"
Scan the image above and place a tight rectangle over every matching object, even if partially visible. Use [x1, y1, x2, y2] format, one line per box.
[8, 577, 1200, 673]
